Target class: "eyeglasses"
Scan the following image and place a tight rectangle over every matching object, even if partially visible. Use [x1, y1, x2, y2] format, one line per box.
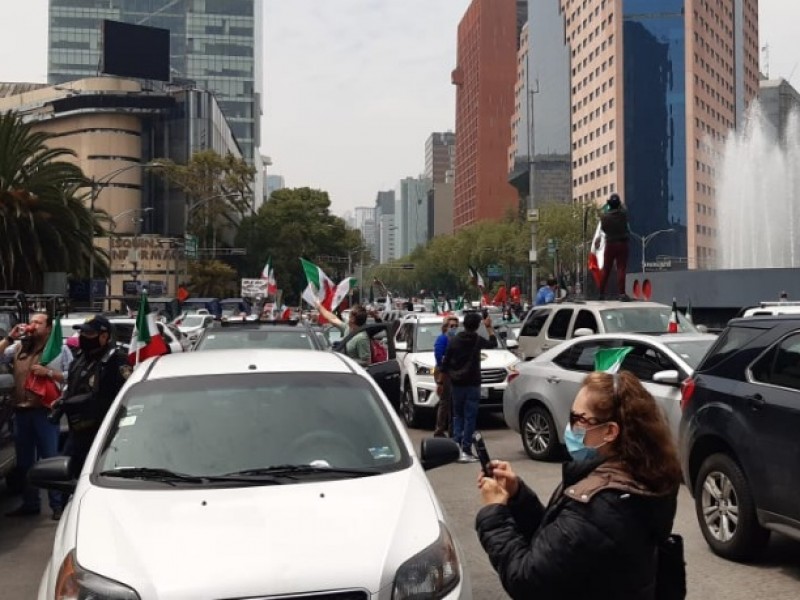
[569, 411, 607, 428]
[448, 324, 459, 329]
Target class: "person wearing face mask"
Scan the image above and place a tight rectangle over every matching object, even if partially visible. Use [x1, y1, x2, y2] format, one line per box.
[55, 315, 130, 478]
[475, 371, 681, 600]
[433, 316, 459, 437]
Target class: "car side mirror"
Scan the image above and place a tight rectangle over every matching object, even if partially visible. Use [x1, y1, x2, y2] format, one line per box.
[653, 370, 680, 384]
[395, 341, 408, 352]
[28, 456, 76, 494]
[696, 324, 708, 333]
[574, 327, 595, 337]
[420, 437, 461, 470]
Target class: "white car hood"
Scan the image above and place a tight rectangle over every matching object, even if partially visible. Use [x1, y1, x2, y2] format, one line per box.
[76, 468, 441, 598]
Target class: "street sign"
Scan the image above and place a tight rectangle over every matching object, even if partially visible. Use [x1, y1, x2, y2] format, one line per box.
[184, 234, 198, 259]
[527, 208, 539, 223]
[241, 278, 268, 298]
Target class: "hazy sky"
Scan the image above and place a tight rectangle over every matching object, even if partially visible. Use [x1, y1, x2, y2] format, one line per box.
[0, 0, 797, 218]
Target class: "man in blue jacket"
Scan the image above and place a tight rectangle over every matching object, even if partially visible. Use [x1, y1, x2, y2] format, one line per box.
[433, 316, 459, 437]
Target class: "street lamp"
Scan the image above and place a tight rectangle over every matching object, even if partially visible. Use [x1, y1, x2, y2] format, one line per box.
[111, 207, 154, 287]
[88, 162, 161, 307]
[184, 192, 246, 259]
[630, 228, 675, 273]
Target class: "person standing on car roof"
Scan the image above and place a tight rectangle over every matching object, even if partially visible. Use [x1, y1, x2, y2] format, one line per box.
[52, 315, 130, 479]
[315, 301, 371, 367]
[433, 316, 459, 438]
[441, 311, 497, 462]
[1, 313, 71, 520]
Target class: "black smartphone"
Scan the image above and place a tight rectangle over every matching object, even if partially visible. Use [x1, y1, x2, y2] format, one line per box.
[481, 308, 489, 319]
[472, 431, 493, 477]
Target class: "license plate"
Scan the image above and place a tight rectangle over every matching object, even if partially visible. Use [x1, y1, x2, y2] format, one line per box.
[480, 388, 490, 399]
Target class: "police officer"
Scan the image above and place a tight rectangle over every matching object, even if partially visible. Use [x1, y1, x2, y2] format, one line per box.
[57, 315, 130, 477]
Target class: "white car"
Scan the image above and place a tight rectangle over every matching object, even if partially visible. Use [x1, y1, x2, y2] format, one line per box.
[175, 313, 214, 346]
[395, 314, 520, 427]
[503, 332, 717, 461]
[30, 349, 470, 600]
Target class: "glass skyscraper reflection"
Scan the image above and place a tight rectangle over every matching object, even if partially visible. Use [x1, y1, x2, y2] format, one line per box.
[48, 0, 262, 165]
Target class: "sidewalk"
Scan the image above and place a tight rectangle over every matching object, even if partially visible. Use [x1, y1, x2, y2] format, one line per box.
[0, 483, 57, 599]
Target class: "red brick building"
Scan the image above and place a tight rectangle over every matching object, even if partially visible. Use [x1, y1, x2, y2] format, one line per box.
[451, 0, 520, 230]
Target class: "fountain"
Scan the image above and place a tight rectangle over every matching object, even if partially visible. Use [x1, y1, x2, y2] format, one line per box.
[716, 102, 800, 268]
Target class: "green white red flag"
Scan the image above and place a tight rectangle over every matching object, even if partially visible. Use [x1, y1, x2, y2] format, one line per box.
[128, 293, 169, 366]
[300, 258, 356, 324]
[261, 257, 278, 296]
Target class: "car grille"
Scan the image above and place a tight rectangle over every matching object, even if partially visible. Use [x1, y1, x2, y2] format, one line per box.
[481, 368, 508, 384]
[232, 591, 368, 600]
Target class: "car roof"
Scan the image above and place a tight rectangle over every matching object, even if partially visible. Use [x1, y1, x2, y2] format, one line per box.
[574, 331, 716, 342]
[531, 300, 669, 310]
[137, 349, 354, 380]
[209, 324, 306, 333]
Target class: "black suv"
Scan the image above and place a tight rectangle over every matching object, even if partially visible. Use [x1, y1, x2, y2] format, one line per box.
[679, 316, 800, 561]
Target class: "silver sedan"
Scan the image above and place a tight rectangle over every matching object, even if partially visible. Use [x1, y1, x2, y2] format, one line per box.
[503, 332, 717, 461]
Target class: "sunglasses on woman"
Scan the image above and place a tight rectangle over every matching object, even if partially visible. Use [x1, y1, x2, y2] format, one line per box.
[569, 411, 607, 429]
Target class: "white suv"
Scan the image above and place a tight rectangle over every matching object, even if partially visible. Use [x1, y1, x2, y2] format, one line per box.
[394, 314, 520, 427]
[517, 300, 698, 360]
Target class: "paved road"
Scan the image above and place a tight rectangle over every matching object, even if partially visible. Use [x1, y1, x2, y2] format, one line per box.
[2, 413, 799, 599]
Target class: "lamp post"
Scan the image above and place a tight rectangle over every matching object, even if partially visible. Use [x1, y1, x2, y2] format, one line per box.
[89, 162, 161, 307]
[184, 192, 246, 259]
[630, 228, 675, 273]
[111, 207, 154, 290]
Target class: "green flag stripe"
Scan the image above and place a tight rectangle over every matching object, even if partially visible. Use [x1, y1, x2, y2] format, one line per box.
[40, 316, 63, 365]
[594, 347, 634, 373]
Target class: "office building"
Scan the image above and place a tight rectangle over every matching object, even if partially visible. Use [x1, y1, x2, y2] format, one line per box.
[48, 0, 263, 169]
[563, 0, 759, 269]
[451, 0, 520, 230]
[759, 78, 800, 143]
[395, 177, 431, 257]
[266, 174, 285, 200]
[374, 190, 395, 262]
[353, 207, 377, 263]
[0, 77, 242, 297]
[425, 132, 456, 184]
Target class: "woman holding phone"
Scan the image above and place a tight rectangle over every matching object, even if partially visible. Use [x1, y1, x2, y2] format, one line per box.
[475, 371, 682, 599]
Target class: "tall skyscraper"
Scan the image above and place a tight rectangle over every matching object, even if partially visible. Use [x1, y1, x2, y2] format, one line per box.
[395, 177, 431, 257]
[425, 132, 456, 184]
[266, 174, 285, 200]
[451, 0, 520, 230]
[562, 0, 759, 269]
[374, 190, 395, 262]
[47, 0, 263, 166]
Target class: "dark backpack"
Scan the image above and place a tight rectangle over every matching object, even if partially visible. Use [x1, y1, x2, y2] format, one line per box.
[370, 338, 388, 363]
[655, 534, 686, 600]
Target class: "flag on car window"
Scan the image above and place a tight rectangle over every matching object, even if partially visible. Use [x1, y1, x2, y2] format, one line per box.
[129, 293, 169, 366]
[594, 347, 634, 373]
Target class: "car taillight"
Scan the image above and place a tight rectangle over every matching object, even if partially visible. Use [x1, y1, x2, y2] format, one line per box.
[680, 377, 696, 411]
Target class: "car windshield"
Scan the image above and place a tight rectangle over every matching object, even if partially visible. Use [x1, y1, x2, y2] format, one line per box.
[662, 339, 715, 369]
[195, 329, 316, 351]
[95, 373, 409, 482]
[599, 307, 699, 334]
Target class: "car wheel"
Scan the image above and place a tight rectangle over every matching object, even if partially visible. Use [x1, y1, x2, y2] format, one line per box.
[695, 453, 769, 561]
[521, 405, 558, 461]
[401, 386, 420, 428]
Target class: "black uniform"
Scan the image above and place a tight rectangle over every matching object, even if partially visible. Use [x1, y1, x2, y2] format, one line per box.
[59, 345, 129, 476]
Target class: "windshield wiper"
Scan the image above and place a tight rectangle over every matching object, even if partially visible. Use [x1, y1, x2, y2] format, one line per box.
[99, 467, 206, 485]
[223, 464, 380, 479]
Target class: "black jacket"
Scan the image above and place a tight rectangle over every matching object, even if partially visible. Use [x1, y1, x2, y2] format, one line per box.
[440, 330, 497, 386]
[601, 208, 629, 243]
[476, 458, 678, 600]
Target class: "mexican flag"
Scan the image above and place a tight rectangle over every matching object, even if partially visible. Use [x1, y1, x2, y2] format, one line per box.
[261, 256, 278, 296]
[588, 222, 606, 288]
[469, 266, 485, 289]
[40, 316, 63, 366]
[300, 259, 356, 323]
[668, 299, 679, 333]
[128, 293, 169, 366]
[594, 347, 634, 373]
[455, 296, 465, 311]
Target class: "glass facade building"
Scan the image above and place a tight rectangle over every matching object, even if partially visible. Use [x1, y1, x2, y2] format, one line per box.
[48, 0, 262, 165]
[622, 0, 687, 267]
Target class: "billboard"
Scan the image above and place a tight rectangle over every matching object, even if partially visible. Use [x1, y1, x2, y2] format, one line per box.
[102, 20, 170, 82]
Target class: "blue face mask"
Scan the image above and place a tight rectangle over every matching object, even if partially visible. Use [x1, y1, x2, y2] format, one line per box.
[564, 423, 603, 462]
[446, 328, 458, 338]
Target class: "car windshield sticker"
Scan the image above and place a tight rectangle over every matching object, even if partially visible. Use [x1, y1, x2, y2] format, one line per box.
[369, 446, 394, 460]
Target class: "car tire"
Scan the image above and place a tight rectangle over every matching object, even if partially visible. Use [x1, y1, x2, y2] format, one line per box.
[521, 405, 559, 461]
[401, 386, 420, 428]
[694, 453, 770, 561]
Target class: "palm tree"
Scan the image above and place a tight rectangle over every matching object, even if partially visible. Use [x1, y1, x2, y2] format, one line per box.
[0, 111, 109, 291]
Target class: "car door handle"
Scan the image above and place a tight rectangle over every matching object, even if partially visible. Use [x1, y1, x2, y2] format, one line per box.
[546, 376, 561, 384]
[746, 394, 765, 411]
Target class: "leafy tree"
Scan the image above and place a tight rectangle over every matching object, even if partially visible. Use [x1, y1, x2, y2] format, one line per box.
[188, 260, 239, 298]
[236, 187, 365, 304]
[0, 111, 109, 291]
[153, 150, 255, 250]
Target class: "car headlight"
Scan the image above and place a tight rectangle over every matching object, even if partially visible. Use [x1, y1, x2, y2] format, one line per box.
[393, 522, 460, 599]
[56, 550, 140, 600]
[414, 363, 434, 376]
